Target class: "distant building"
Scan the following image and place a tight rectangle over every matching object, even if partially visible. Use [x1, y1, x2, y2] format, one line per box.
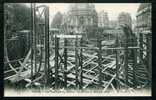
[130, 18, 138, 36]
[109, 20, 118, 29]
[136, 3, 151, 33]
[51, 12, 63, 29]
[98, 10, 109, 28]
[118, 12, 132, 29]
[63, 3, 98, 34]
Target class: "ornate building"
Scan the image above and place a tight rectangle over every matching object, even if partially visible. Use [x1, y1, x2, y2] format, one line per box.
[136, 3, 152, 78]
[98, 10, 109, 28]
[136, 3, 151, 33]
[62, 3, 98, 34]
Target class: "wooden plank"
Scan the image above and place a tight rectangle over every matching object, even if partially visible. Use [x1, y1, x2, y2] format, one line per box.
[25, 73, 44, 87]
[83, 57, 97, 67]
[18, 49, 32, 76]
[111, 83, 117, 93]
[50, 45, 139, 50]
[83, 62, 112, 88]
[4, 58, 25, 64]
[7, 70, 31, 82]
[83, 68, 96, 74]
[18, 61, 29, 70]
[67, 81, 75, 87]
[54, 35, 82, 38]
[6, 59, 18, 74]
[83, 53, 97, 58]
[84, 65, 98, 75]
[102, 47, 139, 50]
[4, 67, 20, 74]
[103, 74, 116, 92]
[83, 74, 99, 88]
[4, 49, 32, 81]
[83, 73, 99, 82]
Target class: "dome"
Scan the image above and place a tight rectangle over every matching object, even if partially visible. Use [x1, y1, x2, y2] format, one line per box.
[69, 3, 95, 12]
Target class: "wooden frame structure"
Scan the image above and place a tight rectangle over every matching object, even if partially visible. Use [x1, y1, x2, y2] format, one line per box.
[4, 4, 151, 93]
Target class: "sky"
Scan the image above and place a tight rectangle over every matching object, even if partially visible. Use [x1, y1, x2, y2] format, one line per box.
[47, 3, 140, 23]
[25, 3, 140, 23]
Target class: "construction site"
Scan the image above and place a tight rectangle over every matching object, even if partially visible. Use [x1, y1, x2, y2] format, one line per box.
[4, 3, 152, 95]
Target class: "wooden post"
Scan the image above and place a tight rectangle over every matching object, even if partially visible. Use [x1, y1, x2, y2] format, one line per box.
[146, 34, 152, 83]
[64, 38, 67, 88]
[115, 33, 120, 91]
[44, 7, 50, 86]
[132, 36, 137, 88]
[139, 33, 143, 62]
[55, 36, 59, 89]
[79, 37, 83, 89]
[47, 7, 50, 84]
[34, 4, 37, 74]
[75, 36, 79, 88]
[31, 3, 34, 83]
[97, 38, 102, 88]
[124, 32, 128, 88]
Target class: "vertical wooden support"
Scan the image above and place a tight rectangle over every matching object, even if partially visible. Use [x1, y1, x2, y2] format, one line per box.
[31, 3, 34, 82]
[47, 7, 50, 85]
[139, 33, 143, 62]
[34, 4, 37, 74]
[64, 38, 67, 88]
[54, 36, 59, 89]
[139, 33, 144, 88]
[44, 10, 47, 87]
[124, 33, 128, 88]
[149, 34, 152, 83]
[115, 33, 120, 91]
[97, 38, 102, 88]
[75, 36, 79, 88]
[79, 37, 83, 89]
[132, 37, 137, 88]
[44, 7, 50, 86]
[47, 7, 50, 83]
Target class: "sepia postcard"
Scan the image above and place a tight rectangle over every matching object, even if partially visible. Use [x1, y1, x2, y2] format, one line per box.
[4, 3, 152, 97]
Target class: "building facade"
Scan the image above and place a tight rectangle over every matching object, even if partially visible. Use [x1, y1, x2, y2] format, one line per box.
[62, 3, 98, 34]
[136, 3, 152, 77]
[98, 10, 109, 28]
[136, 3, 151, 33]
